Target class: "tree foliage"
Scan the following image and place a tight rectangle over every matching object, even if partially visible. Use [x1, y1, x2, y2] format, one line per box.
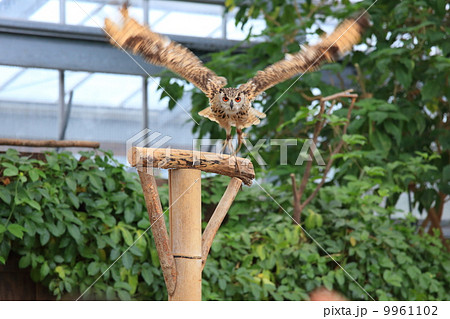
[160, 0, 449, 238]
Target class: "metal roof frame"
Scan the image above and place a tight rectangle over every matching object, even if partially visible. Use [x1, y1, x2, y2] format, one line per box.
[0, 18, 245, 75]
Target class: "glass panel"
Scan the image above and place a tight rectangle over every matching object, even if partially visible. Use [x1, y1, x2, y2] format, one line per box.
[0, 68, 59, 103]
[150, 1, 223, 38]
[29, 0, 60, 24]
[0, 0, 52, 21]
[71, 72, 141, 107]
[0, 65, 23, 89]
[0, 67, 58, 140]
[65, 0, 144, 27]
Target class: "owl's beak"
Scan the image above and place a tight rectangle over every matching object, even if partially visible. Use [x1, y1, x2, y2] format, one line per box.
[230, 101, 234, 109]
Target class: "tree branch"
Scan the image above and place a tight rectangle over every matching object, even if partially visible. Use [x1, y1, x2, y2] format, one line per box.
[0, 138, 99, 148]
[201, 177, 242, 270]
[291, 91, 358, 223]
[137, 171, 177, 295]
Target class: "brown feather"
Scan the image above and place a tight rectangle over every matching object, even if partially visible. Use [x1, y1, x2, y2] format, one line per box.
[104, 7, 226, 99]
[239, 14, 369, 101]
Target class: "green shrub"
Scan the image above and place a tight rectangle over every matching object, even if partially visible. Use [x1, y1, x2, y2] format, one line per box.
[202, 176, 450, 301]
[0, 149, 166, 300]
[1, 150, 448, 300]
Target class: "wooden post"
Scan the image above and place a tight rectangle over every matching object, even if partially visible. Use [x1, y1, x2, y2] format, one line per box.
[129, 147, 255, 300]
[168, 169, 202, 301]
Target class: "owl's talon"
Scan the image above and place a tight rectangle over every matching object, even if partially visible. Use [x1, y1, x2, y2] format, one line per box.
[234, 155, 241, 174]
[220, 134, 234, 155]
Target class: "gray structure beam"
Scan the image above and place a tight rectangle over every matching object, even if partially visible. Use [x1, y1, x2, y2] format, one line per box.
[0, 18, 246, 76]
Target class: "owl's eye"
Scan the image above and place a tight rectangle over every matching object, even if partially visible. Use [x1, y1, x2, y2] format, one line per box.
[235, 97, 241, 102]
[222, 97, 229, 102]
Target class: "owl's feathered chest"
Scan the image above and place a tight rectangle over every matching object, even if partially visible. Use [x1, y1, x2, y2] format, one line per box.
[210, 98, 250, 126]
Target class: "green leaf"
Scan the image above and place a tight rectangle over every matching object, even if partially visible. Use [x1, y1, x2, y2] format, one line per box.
[0, 189, 11, 205]
[106, 287, 116, 300]
[68, 192, 80, 209]
[55, 266, 66, 279]
[29, 169, 40, 182]
[40, 262, 50, 278]
[370, 130, 392, 153]
[19, 255, 31, 268]
[89, 174, 103, 190]
[110, 192, 128, 202]
[25, 199, 41, 211]
[3, 166, 19, 176]
[117, 290, 131, 301]
[67, 224, 82, 243]
[87, 262, 100, 276]
[395, 66, 411, 88]
[255, 245, 266, 260]
[315, 214, 323, 227]
[122, 252, 133, 269]
[141, 265, 154, 285]
[128, 274, 138, 295]
[0, 224, 6, 234]
[40, 229, 50, 245]
[54, 255, 64, 263]
[120, 228, 134, 246]
[114, 281, 131, 291]
[124, 209, 135, 223]
[0, 256, 5, 265]
[422, 80, 441, 100]
[219, 278, 227, 290]
[368, 111, 388, 124]
[335, 269, 345, 286]
[7, 224, 27, 239]
[384, 121, 402, 145]
[65, 177, 77, 192]
[305, 213, 316, 230]
[342, 134, 366, 145]
[383, 270, 402, 287]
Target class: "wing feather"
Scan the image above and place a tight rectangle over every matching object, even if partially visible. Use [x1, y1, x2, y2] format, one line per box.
[104, 6, 226, 98]
[239, 14, 369, 101]
[198, 107, 220, 124]
[241, 107, 267, 128]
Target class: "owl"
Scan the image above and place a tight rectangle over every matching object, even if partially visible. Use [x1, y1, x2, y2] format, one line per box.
[105, 5, 368, 156]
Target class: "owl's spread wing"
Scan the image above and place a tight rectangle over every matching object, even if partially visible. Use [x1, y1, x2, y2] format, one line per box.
[241, 107, 267, 128]
[104, 6, 227, 99]
[239, 14, 369, 101]
[198, 107, 220, 124]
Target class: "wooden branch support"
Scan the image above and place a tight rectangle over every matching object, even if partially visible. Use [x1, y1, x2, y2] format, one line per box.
[0, 138, 100, 148]
[137, 171, 177, 295]
[201, 177, 242, 270]
[130, 147, 255, 300]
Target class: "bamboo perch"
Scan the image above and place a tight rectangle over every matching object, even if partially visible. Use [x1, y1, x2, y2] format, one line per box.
[201, 177, 242, 270]
[128, 147, 255, 300]
[137, 171, 177, 295]
[128, 147, 255, 186]
[0, 138, 100, 148]
[169, 169, 202, 301]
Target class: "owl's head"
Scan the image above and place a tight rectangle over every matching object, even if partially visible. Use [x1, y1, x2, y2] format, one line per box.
[219, 88, 245, 114]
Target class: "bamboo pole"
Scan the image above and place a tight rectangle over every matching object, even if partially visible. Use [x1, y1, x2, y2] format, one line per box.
[168, 169, 202, 301]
